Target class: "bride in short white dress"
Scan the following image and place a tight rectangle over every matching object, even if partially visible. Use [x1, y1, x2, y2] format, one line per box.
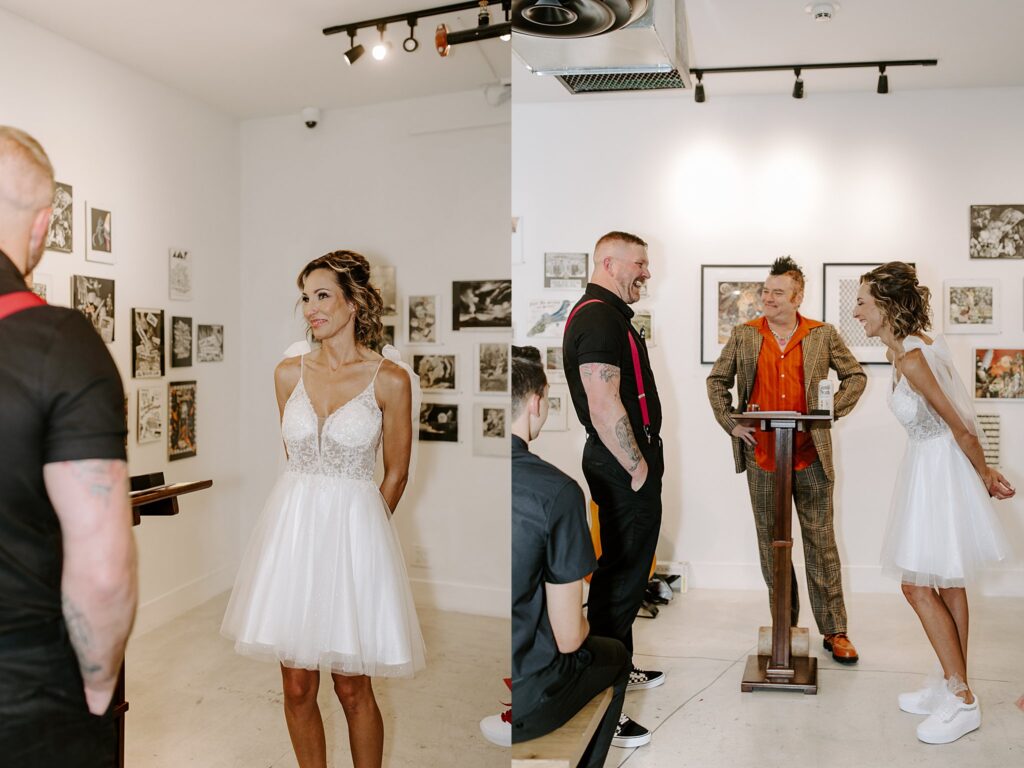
[221, 345, 426, 677]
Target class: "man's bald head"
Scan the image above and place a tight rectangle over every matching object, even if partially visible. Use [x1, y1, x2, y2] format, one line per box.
[0, 127, 55, 275]
[590, 230, 650, 305]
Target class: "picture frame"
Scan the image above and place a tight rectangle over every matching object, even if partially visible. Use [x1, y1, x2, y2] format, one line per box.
[86, 204, 113, 264]
[372, 265, 397, 316]
[476, 342, 509, 395]
[823, 262, 896, 365]
[543, 252, 589, 290]
[700, 265, 769, 364]
[544, 345, 565, 383]
[29, 273, 54, 302]
[137, 386, 164, 444]
[169, 249, 193, 300]
[452, 280, 512, 330]
[71, 275, 115, 343]
[977, 413, 1001, 467]
[974, 348, 1024, 401]
[944, 279, 999, 334]
[540, 388, 569, 432]
[969, 205, 1024, 260]
[170, 316, 193, 367]
[168, 380, 197, 460]
[197, 324, 224, 362]
[382, 322, 397, 348]
[413, 354, 457, 392]
[525, 298, 572, 340]
[45, 182, 73, 253]
[408, 295, 440, 345]
[131, 308, 165, 379]
[631, 309, 654, 346]
[418, 402, 459, 442]
[473, 403, 510, 458]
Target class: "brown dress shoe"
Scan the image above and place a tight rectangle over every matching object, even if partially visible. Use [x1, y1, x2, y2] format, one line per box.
[823, 633, 859, 664]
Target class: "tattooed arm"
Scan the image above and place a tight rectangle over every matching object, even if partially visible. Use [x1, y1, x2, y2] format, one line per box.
[43, 459, 138, 715]
[580, 362, 648, 491]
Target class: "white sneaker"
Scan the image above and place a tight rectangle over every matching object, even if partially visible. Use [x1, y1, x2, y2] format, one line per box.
[479, 712, 511, 747]
[898, 685, 941, 715]
[916, 693, 981, 744]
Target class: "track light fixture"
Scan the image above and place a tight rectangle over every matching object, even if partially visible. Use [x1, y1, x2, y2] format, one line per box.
[403, 19, 419, 52]
[688, 59, 935, 102]
[500, 0, 512, 40]
[343, 30, 364, 66]
[372, 24, 392, 60]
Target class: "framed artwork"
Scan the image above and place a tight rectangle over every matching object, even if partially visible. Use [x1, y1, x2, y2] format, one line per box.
[137, 386, 164, 444]
[545, 345, 565, 383]
[974, 348, 1024, 401]
[169, 250, 193, 300]
[977, 413, 1000, 467]
[823, 262, 896, 365]
[408, 295, 439, 344]
[197, 324, 224, 362]
[29, 273, 53, 302]
[168, 381, 197, 460]
[71, 275, 115, 343]
[473, 403, 510, 457]
[476, 342, 509, 394]
[452, 280, 512, 330]
[944, 279, 999, 334]
[45, 182, 73, 253]
[512, 216, 524, 266]
[969, 205, 1024, 259]
[700, 265, 768, 364]
[413, 354, 456, 391]
[541, 388, 570, 432]
[171, 316, 193, 367]
[631, 309, 654, 346]
[132, 309, 165, 379]
[526, 298, 571, 340]
[418, 403, 458, 442]
[544, 252, 588, 290]
[382, 323, 396, 348]
[86, 204, 113, 264]
[372, 265, 397, 316]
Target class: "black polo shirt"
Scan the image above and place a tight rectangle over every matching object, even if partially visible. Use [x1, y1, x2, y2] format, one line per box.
[563, 283, 662, 454]
[0, 250, 126, 707]
[512, 435, 597, 682]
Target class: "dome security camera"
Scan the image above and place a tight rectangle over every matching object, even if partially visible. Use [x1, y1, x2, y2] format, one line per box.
[301, 106, 321, 129]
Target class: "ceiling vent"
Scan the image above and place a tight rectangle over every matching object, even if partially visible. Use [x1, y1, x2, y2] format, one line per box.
[512, 0, 691, 94]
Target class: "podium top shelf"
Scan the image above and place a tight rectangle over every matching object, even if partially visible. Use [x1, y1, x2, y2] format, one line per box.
[130, 480, 213, 508]
[734, 412, 833, 431]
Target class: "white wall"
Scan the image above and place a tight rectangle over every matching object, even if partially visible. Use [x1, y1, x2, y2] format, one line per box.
[238, 92, 511, 617]
[513, 87, 1024, 597]
[0, 10, 243, 632]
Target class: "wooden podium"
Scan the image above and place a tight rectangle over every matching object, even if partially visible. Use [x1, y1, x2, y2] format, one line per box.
[734, 412, 831, 695]
[109, 473, 213, 768]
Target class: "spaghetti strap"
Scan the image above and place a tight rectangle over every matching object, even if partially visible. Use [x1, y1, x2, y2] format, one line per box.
[370, 357, 387, 385]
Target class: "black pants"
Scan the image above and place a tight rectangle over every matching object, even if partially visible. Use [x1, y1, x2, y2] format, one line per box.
[512, 636, 630, 768]
[582, 438, 663, 656]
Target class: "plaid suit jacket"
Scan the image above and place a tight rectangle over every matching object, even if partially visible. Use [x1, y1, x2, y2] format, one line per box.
[706, 320, 866, 481]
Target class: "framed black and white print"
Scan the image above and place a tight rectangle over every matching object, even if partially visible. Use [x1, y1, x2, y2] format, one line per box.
[944, 279, 999, 334]
[372, 265, 397, 316]
[631, 309, 654, 347]
[413, 354, 456, 392]
[823, 263, 892, 365]
[473, 403, 510, 457]
[30, 273, 53, 302]
[197, 324, 224, 362]
[700, 265, 768, 364]
[137, 386, 164, 444]
[169, 250, 193, 300]
[545, 346, 564, 383]
[476, 342, 509, 394]
[171, 316, 193, 367]
[544, 252, 588, 290]
[71, 275, 115, 343]
[86, 204, 113, 264]
[540, 388, 569, 432]
[408, 295, 439, 344]
[132, 308, 165, 379]
[45, 182, 73, 253]
[969, 205, 1024, 259]
[168, 381, 197, 460]
[418, 403, 458, 442]
[452, 280, 512, 330]
[382, 323, 396, 348]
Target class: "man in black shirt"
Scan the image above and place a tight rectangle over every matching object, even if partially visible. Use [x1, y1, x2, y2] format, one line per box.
[562, 231, 664, 744]
[511, 346, 632, 764]
[0, 126, 137, 767]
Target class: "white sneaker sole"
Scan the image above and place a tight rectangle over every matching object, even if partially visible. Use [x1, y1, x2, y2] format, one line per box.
[627, 675, 666, 692]
[916, 712, 981, 744]
[612, 732, 652, 748]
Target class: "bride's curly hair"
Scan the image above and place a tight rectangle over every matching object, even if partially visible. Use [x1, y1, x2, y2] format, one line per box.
[859, 262, 932, 338]
[297, 250, 384, 349]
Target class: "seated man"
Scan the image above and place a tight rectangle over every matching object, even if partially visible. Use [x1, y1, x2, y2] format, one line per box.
[511, 346, 633, 767]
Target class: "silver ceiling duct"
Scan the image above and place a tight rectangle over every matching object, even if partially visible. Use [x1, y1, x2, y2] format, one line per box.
[512, 0, 648, 38]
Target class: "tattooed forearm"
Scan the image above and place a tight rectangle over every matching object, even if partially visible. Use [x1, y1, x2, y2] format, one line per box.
[614, 415, 642, 472]
[580, 363, 621, 384]
[62, 594, 104, 678]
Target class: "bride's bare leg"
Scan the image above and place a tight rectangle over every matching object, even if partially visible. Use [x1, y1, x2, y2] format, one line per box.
[281, 665, 327, 768]
[938, 587, 969, 665]
[332, 674, 384, 768]
[901, 584, 973, 703]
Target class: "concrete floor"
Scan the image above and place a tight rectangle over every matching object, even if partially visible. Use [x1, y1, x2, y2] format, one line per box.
[122, 591, 510, 767]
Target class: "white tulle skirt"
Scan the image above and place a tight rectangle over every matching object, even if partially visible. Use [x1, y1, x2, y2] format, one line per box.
[221, 471, 426, 677]
[881, 433, 1010, 588]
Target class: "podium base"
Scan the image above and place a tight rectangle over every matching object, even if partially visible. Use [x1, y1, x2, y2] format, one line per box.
[740, 654, 818, 695]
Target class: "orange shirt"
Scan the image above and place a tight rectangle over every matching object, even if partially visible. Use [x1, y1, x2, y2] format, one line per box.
[747, 315, 823, 473]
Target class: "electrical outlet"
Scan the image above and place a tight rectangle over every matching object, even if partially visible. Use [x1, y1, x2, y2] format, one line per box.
[412, 545, 429, 568]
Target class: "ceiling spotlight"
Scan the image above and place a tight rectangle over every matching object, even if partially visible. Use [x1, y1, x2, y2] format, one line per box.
[477, 0, 491, 27]
[500, 0, 511, 40]
[403, 18, 419, 52]
[372, 24, 391, 60]
[877, 65, 889, 94]
[343, 30, 364, 65]
[792, 68, 804, 99]
[694, 71, 705, 103]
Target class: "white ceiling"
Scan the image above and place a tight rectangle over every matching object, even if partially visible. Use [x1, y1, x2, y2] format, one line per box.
[0, 0, 512, 117]
[513, 0, 1024, 102]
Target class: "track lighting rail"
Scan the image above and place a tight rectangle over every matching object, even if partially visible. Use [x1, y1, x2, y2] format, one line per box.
[689, 59, 937, 76]
[323, 0, 507, 37]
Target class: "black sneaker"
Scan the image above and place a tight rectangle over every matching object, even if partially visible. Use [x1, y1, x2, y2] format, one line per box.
[612, 713, 651, 748]
[627, 666, 666, 691]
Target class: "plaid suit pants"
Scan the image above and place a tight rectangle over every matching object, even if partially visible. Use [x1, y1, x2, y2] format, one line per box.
[744, 453, 847, 635]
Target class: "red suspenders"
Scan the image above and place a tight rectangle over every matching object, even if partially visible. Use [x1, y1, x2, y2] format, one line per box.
[564, 298, 651, 441]
[0, 290, 46, 319]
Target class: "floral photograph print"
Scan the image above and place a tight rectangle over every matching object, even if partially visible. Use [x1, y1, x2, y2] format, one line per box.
[944, 279, 999, 334]
[168, 381, 197, 460]
[975, 348, 1024, 400]
[969, 205, 1024, 259]
[408, 295, 438, 344]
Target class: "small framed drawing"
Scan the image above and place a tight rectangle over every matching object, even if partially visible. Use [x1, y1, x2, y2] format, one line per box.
[544, 252, 588, 290]
[131, 309, 165, 379]
[545, 346, 565, 383]
[408, 295, 439, 344]
[419, 403, 459, 442]
[45, 183, 73, 253]
[382, 322, 397, 348]
[823, 263, 904, 365]
[168, 381, 197, 460]
[974, 348, 1024, 401]
[29, 273, 53, 302]
[452, 280, 512, 330]
[170, 316, 193, 367]
[969, 205, 1024, 259]
[413, 354, 456, 392]
[197, 324, 224, 362]
[512, 216, 524, 266]
[944, 279, 999, 334]
[541, 388, 570, 432]
[86, 204, 113, 264]
[700, 265, 768, 364]
[137, 386, 164, 444]
[476, 342, 509, 394]
[169, 250, 193, 300]
[71, 275, 115, 343]
[473, 403, 510, 457]
[631, 309, 654, 346]
[526, 298, 572, 340]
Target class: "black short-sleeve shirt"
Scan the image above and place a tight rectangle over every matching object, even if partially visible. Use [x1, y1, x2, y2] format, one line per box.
[0, 251, 126, 642]
[512, 436, 598, 681]
[562, 283, 662, 453]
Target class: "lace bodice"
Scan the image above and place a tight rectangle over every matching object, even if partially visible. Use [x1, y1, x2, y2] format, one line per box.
[887, 339, 951, 443]
[281, 363, 382, 480]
